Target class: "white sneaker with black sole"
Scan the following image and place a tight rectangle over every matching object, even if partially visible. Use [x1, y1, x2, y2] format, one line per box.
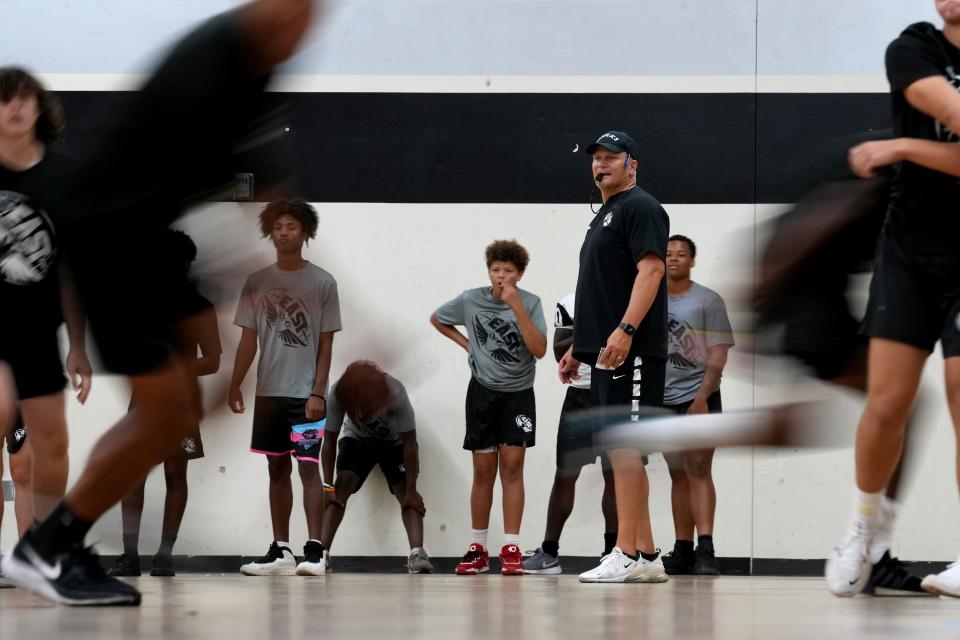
[295, 541, 326, 576]
[578, 547, 637, 583]
[626, 551, 669, 583]
[240, 542, 297, 576]
[1, 533, 141, 606]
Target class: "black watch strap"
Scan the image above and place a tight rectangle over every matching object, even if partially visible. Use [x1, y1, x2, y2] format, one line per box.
[618, 322, 636, 335]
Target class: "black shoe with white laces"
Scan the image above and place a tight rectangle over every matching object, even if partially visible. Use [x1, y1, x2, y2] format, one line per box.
[863, 551, 933, 596]
[1, 531, 141, 606]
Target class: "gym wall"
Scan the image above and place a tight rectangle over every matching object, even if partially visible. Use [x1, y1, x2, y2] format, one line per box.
[2, 0, 956, 564]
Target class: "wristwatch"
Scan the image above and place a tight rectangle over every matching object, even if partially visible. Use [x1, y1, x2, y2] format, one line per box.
[618, 322, 636, 335]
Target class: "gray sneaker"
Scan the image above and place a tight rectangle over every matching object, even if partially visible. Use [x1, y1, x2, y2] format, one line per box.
[408, 549, 434, 574]
[523, 548, 562, 575]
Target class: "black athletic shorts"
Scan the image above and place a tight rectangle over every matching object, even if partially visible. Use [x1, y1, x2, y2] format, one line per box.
[251, 396, 324, 462]
[556, 386, 611, 471]
[0, 330, 66, 400]
[664, 390, 723, 416]
[464, 378, 536, 451]
[589, 354, 666, 458]
[6, 413, 27, 455]
[336, 437, 407, 493]
[863, 229, 960, 357]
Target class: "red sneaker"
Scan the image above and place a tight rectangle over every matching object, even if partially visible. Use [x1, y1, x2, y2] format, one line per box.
[455, 544, 490, 575]
[500, 544, 524, 575]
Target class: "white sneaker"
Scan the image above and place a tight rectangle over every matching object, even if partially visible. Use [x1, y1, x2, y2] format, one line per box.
[625, 552, 669, 583]
[240, 542, 297, 576]
[0, 554, 13, 589]
[921, 557, 960, 597]
[579, 547, 637, 583]
[295, 541, 326, 576]
[825, 522, 873, 597]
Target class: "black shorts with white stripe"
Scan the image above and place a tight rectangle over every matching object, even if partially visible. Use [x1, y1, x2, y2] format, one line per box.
[588, 355, 666, 458]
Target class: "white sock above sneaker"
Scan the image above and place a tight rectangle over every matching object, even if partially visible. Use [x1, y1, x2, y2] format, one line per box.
[471, 530, 488, 547]
[852, 490, 883, 529]
[276, 541, 291, 550]
[503, 534, 521, 546]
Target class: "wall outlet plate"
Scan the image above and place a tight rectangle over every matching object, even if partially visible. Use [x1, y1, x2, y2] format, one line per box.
[233, 173, 255, 201]
[2, 480, 13, 501]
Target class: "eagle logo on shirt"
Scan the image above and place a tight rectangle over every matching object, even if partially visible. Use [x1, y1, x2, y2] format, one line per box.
[262, 289, 311, 347]
[935, 66, 960, 142]
[667, 316, 706, 370]
[0, 191, 56, 285]
[474, 312, 523, 364]
[602, 212, 614, 227]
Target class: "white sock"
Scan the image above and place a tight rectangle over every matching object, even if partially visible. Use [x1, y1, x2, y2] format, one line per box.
[869, 496, 899, 563]
[471, 529, 488, 547]
[853, 490, 884, 529]
[411, 547, 425, 554]
[503, 533, 521, 546]
[275, 541, 291, 552]
[308, 539, 322, 546]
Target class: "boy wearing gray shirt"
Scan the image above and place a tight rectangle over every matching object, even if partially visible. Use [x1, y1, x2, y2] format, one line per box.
[229, 199, 341, 578]
[661, 235, 734, 577]
[319, 361, 432, 574]
[431, 240, 547, 576]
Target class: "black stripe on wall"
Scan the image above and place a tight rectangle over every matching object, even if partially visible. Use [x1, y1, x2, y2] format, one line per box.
[57, 92, 889, 205]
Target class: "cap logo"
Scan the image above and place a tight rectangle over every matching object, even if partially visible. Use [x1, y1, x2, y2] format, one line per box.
[599, 133, 620, 142]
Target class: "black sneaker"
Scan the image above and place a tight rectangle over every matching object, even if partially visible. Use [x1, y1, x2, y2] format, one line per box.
[150, 554, 175, 577]
[1, 533, 141, 606]
[694, 542, 720, 576]
[107, 553, 141, 577]
[863, 551, 933, 596]
[662, 542, 695, 575]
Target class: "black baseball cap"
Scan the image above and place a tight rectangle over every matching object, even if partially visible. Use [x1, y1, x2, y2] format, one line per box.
[585, 130, 638, 159]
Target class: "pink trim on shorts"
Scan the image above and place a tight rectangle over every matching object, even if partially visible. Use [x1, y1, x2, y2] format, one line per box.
[250, 448, 293, 456]
[293, 455, 320, 463]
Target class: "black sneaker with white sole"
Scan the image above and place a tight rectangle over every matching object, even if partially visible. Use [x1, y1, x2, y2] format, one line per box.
[862, 551, 932, 596]
[1, 532, 141, 606]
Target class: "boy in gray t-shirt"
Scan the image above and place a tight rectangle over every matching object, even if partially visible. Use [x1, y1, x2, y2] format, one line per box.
[229, 199, 341, 578]
[431, 239, 547, 576]
[319, 361, 432, 574]
[661, 235, 734, 577]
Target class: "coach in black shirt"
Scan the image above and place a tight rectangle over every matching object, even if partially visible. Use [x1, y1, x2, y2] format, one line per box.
[563, 130, 670, 583]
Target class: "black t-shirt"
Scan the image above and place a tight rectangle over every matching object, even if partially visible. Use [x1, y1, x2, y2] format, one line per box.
[886, 22, 960, 247]
[0, 147, 73, 337]
[573, 187, 669, 360]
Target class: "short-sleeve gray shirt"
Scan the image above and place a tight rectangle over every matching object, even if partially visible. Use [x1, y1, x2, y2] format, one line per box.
[434, 286, 546, 392]
[665, 282, 734, 405]
[234, 263, 342, 398]
[325, 375, 414, 445]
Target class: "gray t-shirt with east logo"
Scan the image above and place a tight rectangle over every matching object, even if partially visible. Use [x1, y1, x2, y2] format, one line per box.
[325, 375, 415, 445]
[665, 282, 734, 405]
[234, 263, 342, 398]
[435, 286, 546, 392]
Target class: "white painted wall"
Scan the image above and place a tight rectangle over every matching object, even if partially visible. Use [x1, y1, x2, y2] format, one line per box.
[3, 202, 955, 560]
